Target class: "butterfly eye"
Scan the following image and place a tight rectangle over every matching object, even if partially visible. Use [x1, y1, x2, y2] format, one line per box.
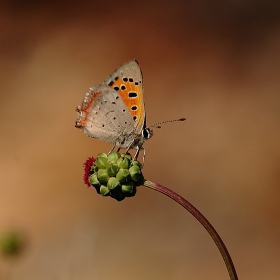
[142, 128, 152, 140]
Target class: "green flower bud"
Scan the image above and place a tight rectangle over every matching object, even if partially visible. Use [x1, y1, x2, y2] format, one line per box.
[117, 157, 131, 169]
[100, 185, 110, 196]
[97, 152, 108, 158]
[89, 174, 100, 187]
[123, 153, 132, 160]
[107, 177, 121, 190]
[107, 151, 121, 163]
[116, 168, 131, 183]
[121, 181, 134, 194]
[129, 165, 141, 182]
[97, 169, 109, 184]
[95, 157, 108, 169]
[106, 163, 119, 177]
[132, 160, 142, 169]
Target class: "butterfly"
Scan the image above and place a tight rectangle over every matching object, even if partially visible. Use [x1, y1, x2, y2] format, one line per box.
[75, 60, 185, 160]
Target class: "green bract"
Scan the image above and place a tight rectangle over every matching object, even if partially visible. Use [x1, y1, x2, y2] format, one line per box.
[107, 151, 121, 163]
[89, 174, 100, 187]
[97, 169, 109, 184]
[95, 157, 108, 169]
[107, 163, 119, 177]
[116, 169, 131, 183]
[100, 185, 110, 196]
[107, 177, 121, 190]
[97, 152, 108, 158]
[129, 165, 141, 181]
[117, 157, 130, 169]
[88, 152, 144, 201]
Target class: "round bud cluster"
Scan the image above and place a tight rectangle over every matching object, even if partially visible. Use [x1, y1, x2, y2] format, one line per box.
[87, 152, 144, 201]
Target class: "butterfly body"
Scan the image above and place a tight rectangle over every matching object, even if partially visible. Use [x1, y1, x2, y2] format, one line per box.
[75, 60, 185, 159]
[75, 60, 152, 155]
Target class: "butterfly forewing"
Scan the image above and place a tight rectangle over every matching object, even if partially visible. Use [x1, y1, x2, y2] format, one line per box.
[104, 60, 145, 135]
[75, 84, 135, 146]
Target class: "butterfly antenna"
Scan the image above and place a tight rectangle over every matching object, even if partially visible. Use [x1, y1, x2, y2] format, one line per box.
[147, 118, 186, 129]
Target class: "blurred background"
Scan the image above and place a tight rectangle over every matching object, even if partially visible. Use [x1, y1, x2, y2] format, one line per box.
[1, 0, 280, 279]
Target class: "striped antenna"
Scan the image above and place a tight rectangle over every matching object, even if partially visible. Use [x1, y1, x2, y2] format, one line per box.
[147, 118, 186, 129]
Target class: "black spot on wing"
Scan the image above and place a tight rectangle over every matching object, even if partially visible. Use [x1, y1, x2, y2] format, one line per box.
[128, 92, 137, 98]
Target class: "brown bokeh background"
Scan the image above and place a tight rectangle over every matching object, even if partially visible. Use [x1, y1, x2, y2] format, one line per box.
[1, 1, 280, 279]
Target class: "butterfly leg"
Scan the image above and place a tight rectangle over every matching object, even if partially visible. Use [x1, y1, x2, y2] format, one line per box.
[133, 146, 140, 161]
[142, 147, 146, 165]
[108, 142, 117, 155]
[132, 146, 145, 165]
[124, 138, 135, 153]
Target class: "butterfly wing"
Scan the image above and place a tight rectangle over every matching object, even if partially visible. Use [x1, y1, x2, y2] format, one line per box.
[104, 60, 145, 135]
[75, 84, 135, 147]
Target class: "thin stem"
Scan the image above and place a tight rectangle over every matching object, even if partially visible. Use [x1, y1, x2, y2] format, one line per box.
[143, 180, 238, 280]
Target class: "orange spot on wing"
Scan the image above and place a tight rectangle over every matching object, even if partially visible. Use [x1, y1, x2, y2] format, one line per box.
[108, 79, 144, 128]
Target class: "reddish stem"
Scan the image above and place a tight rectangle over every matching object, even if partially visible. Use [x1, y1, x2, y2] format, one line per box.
[143, 180, 238, 280]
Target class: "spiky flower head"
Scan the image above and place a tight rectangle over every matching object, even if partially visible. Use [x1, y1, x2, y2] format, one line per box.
[83, 152, 145, 201]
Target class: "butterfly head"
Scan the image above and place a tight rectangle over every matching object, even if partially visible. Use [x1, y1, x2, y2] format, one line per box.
[142, 127, 154, 141]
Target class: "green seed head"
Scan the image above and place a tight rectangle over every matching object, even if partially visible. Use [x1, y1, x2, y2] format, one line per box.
[84, 152, 145, 201]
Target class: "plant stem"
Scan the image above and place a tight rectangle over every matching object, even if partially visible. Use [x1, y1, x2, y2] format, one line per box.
[143, 180, 238, 280]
